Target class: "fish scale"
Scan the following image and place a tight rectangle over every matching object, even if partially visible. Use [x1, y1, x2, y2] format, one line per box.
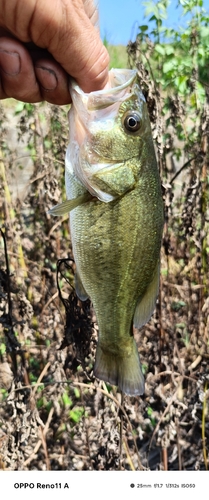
[70, 175, 162, 334]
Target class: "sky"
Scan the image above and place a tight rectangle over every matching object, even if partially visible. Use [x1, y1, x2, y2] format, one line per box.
[98, 0, 209, 45]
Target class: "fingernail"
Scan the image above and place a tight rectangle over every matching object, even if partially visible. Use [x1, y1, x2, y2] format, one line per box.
[0, 50, 20, 75]
[35, 66, 58, 91]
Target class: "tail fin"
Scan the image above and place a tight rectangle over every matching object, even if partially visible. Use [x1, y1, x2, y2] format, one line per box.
[94, 339, 144, 396]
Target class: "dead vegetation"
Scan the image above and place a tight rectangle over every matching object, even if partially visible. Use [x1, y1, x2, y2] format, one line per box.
[0, 38, 209, 470]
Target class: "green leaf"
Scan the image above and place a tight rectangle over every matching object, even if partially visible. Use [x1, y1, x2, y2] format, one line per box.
[175, 322, 186, 329]
[163, 60, 175, 73]
[138, 24, 148, 32]
[147, 406, 153, 416]
[155, 43, 165, 55]
[196, 81, 206, 105]
[0, 343, 6, 355]
[149, 14, 159, 22]
[171, 300, 186, 311]
[174, 75, 188, 94]
[143, 1, 158, 18]
[165, 44, 175, 55]
[69, 408, 84, 423]
[197, 47, 205, 58]
[74, 387, 80, 398]
[157, 1, 167, 10]
[200, 26, 209, 38]
[62, 393, 72, 407]
[15, 102, 25, 114]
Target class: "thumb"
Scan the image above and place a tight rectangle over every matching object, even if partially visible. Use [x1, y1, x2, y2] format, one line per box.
[0, 0, 109, 93]
[32, 0, 110, 92]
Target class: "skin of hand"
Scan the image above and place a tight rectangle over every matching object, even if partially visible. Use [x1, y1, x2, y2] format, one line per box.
[0, 0, 109, 104]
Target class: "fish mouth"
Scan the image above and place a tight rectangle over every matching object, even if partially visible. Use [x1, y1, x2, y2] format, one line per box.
[70, 69, 138, 111]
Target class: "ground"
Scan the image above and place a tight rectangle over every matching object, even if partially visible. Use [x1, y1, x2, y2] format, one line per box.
[0, 86, 208, 471]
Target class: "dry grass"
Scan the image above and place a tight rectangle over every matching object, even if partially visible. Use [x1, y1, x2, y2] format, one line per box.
[0, 44, 209, 470]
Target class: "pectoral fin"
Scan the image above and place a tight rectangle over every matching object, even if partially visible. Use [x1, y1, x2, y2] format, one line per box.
[48, 192, 93, 216]
[134, 261, 160, 329]
[75, 271, 89, 301]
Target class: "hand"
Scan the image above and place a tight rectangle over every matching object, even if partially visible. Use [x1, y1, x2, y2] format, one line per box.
[0, 0, 109, 104]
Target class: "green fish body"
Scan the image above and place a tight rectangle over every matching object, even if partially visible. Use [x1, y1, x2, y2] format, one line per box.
[50, 69, 164, 396]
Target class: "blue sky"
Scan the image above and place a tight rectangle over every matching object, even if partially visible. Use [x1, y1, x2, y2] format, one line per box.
[98, 0, 209, 45]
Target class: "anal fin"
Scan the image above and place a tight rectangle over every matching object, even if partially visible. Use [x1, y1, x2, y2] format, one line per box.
[134, 260, 160, 329]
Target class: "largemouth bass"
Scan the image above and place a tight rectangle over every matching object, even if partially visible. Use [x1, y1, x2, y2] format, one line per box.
[50, 68, 164, 396]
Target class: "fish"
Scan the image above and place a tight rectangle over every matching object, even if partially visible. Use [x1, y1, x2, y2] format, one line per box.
[49, 68, 164, 396]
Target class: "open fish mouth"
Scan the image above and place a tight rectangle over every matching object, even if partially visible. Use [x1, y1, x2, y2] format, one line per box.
[70, 69, 139, 111]
[65, 68, 148, 204]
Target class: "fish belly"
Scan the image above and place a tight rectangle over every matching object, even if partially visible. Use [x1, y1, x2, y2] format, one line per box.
[67, 171, 163, 395]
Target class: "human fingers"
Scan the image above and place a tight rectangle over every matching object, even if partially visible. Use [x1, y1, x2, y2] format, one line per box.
[0, 37, 40, 102]
[0, 0, 109, 93]
[0, 37, 71, 104]
[34, 60, 71, 104]
[35, 0, 110, 93]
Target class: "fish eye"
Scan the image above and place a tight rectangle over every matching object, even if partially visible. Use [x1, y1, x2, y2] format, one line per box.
[123, 111, 141, 133]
